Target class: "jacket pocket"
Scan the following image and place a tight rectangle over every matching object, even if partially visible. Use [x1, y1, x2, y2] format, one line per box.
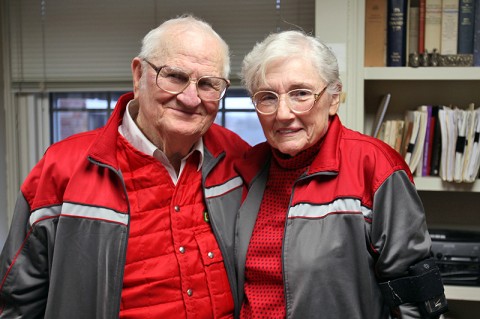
[194, 228, 234, 319]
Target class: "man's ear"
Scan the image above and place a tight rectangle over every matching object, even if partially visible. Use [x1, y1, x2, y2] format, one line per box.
[131, 57, 143, 96]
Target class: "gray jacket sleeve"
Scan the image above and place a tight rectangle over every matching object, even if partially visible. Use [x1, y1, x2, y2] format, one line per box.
[0, 192, 49, 318]
[371, 170, 434, 319]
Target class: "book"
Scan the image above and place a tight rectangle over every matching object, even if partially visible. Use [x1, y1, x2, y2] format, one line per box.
[430, 105, 443, 176]
[444, 107, 458, 182]
[404, 110, 420, 167]
[461, 104, 476, 181]
[474, 0, 480, 66]
[387, 0, 408, 66]
[418, 0, 427, 53]
[382, 120, 405, 152]
[411, 108, 428, 175]
[383, 120, 394, 147]
[393, 120, 406, 154]
[404, 109, 427, 174]
[458, 0, 476, 54]
[408, 0, 420, 56]
[424, 0, 442, 52]
[438, 107, 449, 180]
[419, 105, 433, 176]
[377, 121, 387, 141]
[465, 107, 480, 182]
[454, 108, 468, 182]
[440, 0, 459, 55]
[365, 0, 387, 66]
[371, 93, 391, 137]
[401, 113, 415, 157]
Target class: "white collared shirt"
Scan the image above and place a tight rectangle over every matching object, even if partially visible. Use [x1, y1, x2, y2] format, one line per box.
[118, 99, 204, 185]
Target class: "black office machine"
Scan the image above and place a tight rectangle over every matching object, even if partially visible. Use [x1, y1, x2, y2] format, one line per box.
[429, 228, 480, 286]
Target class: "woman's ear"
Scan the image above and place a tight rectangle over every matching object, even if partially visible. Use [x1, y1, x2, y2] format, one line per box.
[328, 85, 343, 116]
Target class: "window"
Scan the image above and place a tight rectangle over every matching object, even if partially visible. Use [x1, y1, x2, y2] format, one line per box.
[50, 92, 127, 143]
[50, 90, 265, 146]
[215, 88, 265, 146]
[9, 0, 314, 87]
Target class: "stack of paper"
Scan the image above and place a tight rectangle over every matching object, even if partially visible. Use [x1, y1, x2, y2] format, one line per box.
[404, 109, 428, 174]
[438, 105, 480, 183]
[463, 108, 480, 182]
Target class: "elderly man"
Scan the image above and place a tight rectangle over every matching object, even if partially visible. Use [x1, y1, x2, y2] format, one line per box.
[0, 15, 249, 318]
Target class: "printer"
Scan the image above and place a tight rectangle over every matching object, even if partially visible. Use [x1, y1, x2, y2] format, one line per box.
[429, 228, 480, 286]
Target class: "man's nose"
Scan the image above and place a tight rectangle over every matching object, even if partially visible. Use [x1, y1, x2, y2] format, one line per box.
[177, 80, 201, 106]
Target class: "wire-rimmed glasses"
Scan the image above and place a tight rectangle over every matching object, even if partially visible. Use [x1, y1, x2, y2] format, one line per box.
[144, 59, 230, 101]
[252, 87, 327, 115]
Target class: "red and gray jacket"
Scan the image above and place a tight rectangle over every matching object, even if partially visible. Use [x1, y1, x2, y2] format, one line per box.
[235, 115, 434, 319]
[0, 92, 250, 318]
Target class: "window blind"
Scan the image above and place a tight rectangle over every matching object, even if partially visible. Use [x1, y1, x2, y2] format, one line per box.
[8, 0, 314, 89]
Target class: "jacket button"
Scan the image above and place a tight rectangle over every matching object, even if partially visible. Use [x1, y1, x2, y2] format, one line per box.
[207, 252, 214, 259]
[179, 247, 185, 254]
[187, 289, 193, 296]
[174, 205, 180, 212]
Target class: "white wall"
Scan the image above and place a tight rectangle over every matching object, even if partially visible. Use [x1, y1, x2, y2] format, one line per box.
[315, 0, 363, 132]
[0, 3, 8, 250]
[0, 105, 7, 251]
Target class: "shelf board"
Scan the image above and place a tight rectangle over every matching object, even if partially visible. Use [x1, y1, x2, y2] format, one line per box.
[445, 285, 480, 301]
[364, 67, 480, 80]
[414, 177, 480, 192]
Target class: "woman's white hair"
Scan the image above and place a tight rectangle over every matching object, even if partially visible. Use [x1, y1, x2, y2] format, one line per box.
[241, 30, 341, 95]
[138, 14, 230, 78]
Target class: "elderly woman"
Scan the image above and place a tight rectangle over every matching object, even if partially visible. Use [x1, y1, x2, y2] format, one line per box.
[235, 31, 447, 319]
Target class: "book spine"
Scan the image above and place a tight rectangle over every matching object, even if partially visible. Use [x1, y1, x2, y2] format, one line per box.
[440, 0, 459, 55]
[458, 0, 475, 54]
[422, 106, 433, 176]
[365, 0, 387, 66]
[474, 0, 480, 65]
[430, 106, 442, 176]
[418, 0, 426, 53]
[408, 0, 420, 55]
[387, 0, 408, 66]
[425, 0, 442, 52]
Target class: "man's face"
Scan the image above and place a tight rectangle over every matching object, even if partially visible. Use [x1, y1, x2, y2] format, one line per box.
[132, 30, 225, 149]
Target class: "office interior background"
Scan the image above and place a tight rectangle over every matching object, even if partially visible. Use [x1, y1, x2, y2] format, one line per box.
[2, 1, 480, 317]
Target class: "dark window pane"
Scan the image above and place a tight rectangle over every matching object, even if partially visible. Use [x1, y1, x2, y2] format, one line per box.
[88, 112, 109, 130]
[52, 92, 108, 110]
[50, 91, 126, 143]
[52, 111, 87, 141]
[111, 92, 126, 108]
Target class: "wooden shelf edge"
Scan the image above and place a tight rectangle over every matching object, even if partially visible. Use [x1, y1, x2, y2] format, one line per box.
[414, 177, 480, 192]
[445, 285, 480, 301]
[364, 67, 480, 80]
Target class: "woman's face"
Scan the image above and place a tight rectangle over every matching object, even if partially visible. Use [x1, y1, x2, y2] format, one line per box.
[255, 58, 340, 156]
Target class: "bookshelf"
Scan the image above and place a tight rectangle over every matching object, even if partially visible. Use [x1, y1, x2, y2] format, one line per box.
[345, 0, 480, 310]
[363, 67, 480, 192]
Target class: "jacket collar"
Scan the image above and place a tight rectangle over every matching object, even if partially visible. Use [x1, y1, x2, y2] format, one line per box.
[308, 114, 342, 175]
[87, 92, 227, 171]
[87, 92, 133, 170]
[237, 114, 343, 187]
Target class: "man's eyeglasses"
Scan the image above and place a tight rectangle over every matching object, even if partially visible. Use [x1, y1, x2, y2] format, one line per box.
[144, 59, 230, 101]
[252, 87, 327, 115]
